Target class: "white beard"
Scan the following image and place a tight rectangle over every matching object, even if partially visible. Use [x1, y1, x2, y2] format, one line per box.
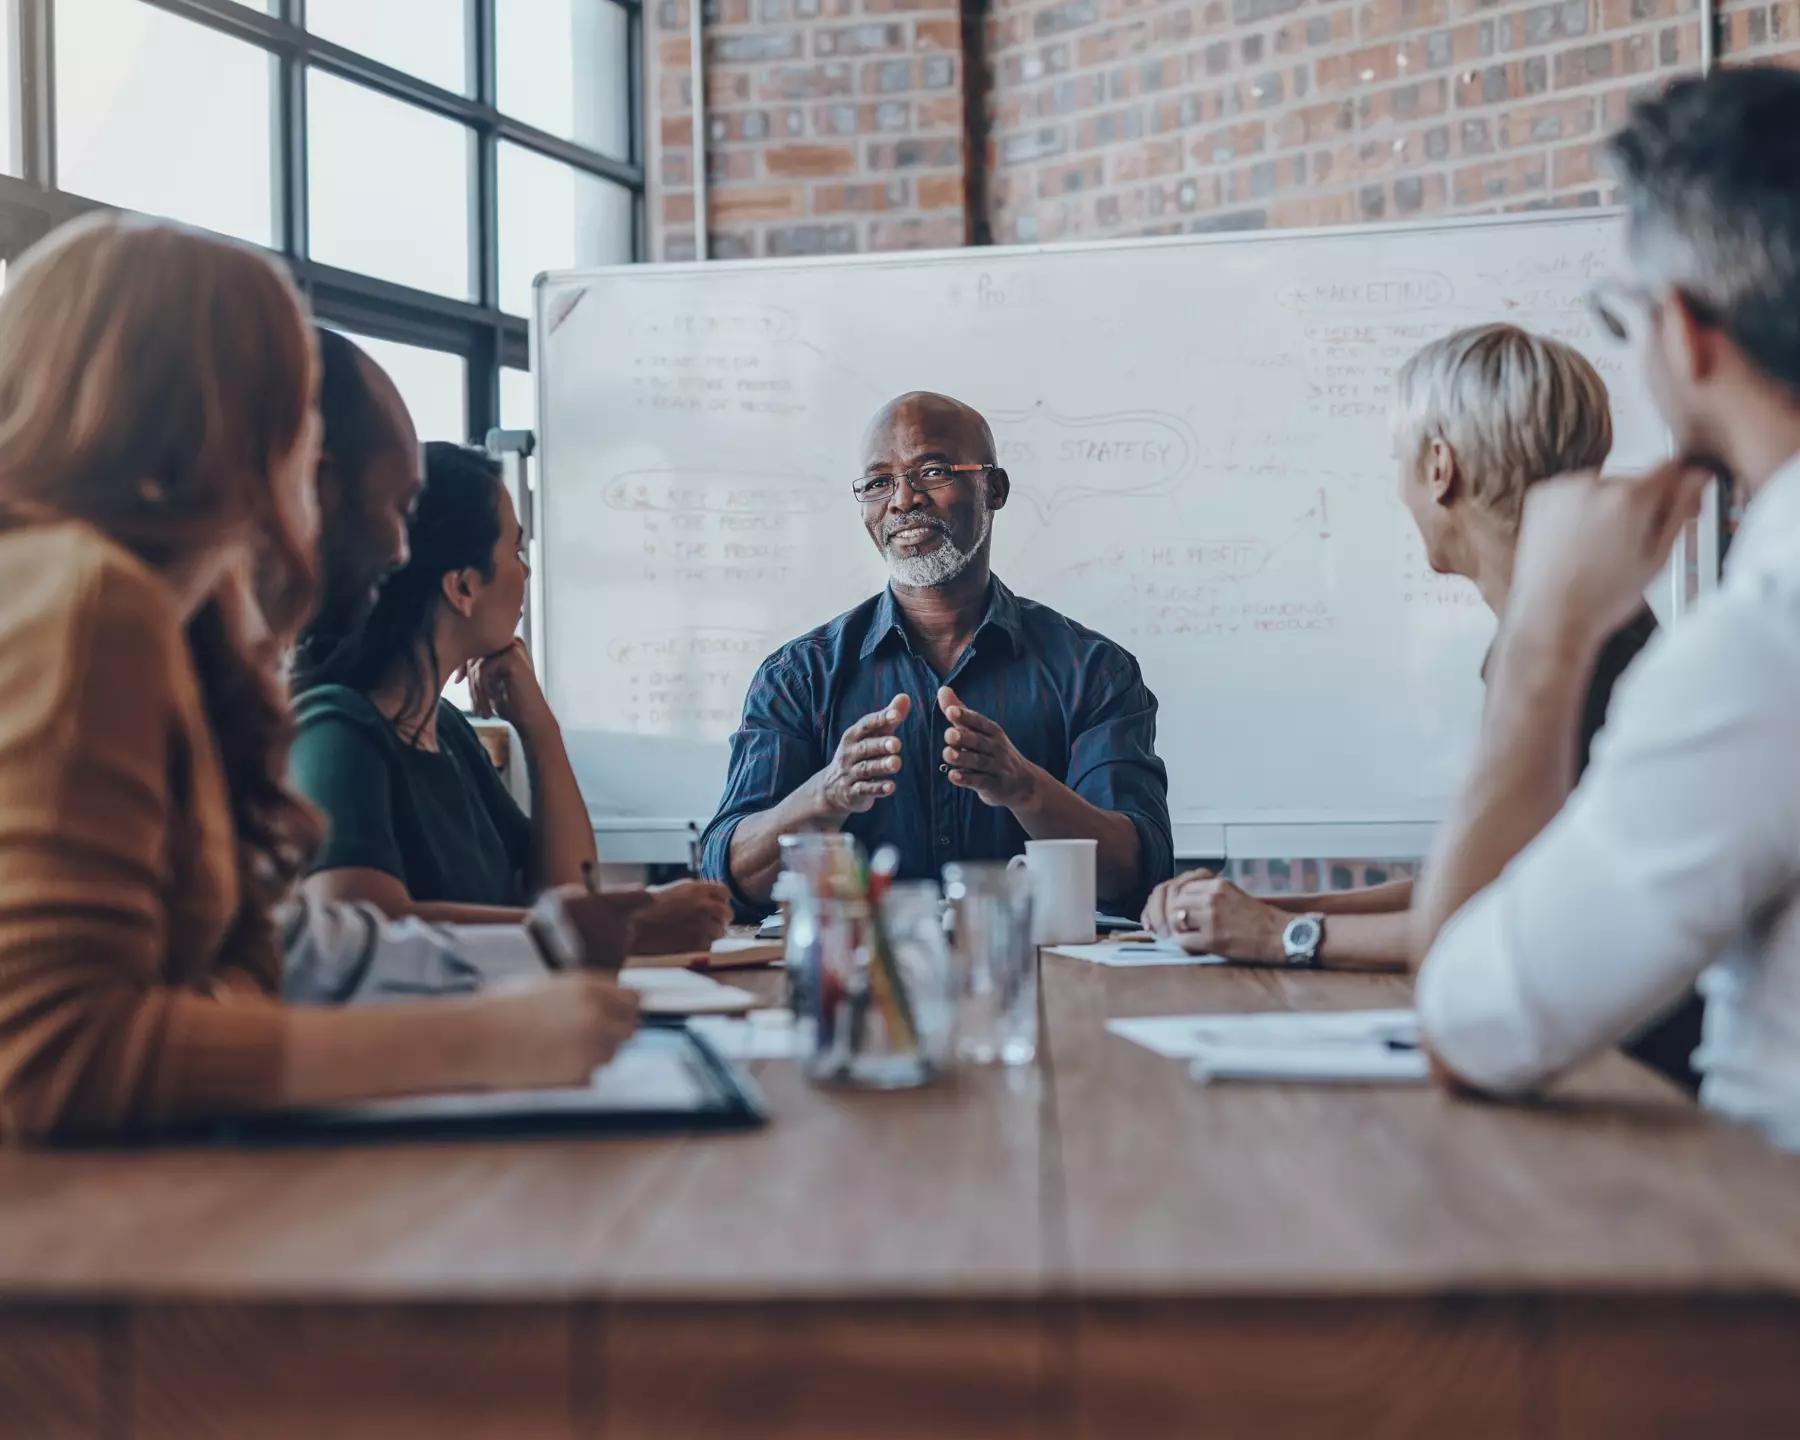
[885, 505, 992, 588]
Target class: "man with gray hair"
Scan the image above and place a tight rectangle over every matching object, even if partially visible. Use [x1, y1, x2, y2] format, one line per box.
[701, 391, 1174, 917]
[1142, 325, 1701, 1087]
[1412, 67, 1800, 1141]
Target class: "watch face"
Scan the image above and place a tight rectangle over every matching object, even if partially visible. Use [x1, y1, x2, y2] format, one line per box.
[1286, 917, 1321, 955]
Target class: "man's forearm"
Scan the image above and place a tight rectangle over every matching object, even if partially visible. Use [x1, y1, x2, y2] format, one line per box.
[1411, 620, 1599, 964]
[724, 774, 840, 907]
[1010, 765, 1143, 899]
[1272, 879, 1416, 916]
[1313, 909, 1412, 971]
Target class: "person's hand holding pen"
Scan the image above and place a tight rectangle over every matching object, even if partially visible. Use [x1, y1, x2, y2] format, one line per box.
[527, 862, 653, 973]
[527, 863, 731, 970]
[628, 880, 733, 956]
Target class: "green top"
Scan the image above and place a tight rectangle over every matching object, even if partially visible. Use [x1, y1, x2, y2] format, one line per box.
[290, 685, 533, 908]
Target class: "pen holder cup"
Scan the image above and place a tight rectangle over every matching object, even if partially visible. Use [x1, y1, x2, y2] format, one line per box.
[793, 884, 954, 1090]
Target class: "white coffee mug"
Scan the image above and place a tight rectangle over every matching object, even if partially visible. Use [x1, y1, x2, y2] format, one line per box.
[1007, 839, 1098, 946]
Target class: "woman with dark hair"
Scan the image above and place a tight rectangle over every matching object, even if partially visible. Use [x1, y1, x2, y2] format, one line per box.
[292, 443, 691, 930]
[0, 215, 639, 1143]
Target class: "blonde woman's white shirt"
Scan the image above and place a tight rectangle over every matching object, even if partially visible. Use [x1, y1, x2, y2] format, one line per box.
[1417, 456, 1800, 1145]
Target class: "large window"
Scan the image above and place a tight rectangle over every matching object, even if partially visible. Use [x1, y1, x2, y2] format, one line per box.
[327, 327, 471, 445]
[55, 0, 276, 245]
[0, 0, 642, 445]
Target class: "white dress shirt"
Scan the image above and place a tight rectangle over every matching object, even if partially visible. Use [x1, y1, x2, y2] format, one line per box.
[1418, 456, 1800, 1145]
[278, 895, 546, 1005]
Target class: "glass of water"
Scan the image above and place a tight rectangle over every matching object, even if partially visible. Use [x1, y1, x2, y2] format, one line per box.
[881, 881, 957, 1069]
[943, 861, 1038, 1066]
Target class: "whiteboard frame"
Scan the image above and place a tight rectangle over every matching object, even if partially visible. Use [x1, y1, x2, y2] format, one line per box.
[530, 207, 1691, 864]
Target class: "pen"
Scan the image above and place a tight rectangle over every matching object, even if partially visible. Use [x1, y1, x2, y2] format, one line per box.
[687, 821, 702, 879]
[863, 845, 917, 1051]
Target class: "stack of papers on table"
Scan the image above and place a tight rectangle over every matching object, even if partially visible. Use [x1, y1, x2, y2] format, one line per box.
[1106, 1009, 1429, 1084]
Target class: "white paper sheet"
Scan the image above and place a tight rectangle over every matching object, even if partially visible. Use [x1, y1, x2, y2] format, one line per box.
[1047, 940, 1230, 967]
[587, 1042, 716, 1108]
[1106, 1009, 1418, 1059]
[284, 1032, 714, 1122]
[1189, 1046, 1428, 1084]
[690, 1012, 805, 1060]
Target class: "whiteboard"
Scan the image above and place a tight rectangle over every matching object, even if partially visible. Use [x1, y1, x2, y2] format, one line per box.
[531, 212, 1668, 860]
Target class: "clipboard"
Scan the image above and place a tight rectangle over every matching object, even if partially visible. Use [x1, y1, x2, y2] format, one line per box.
[218, 1023, 768, 1144]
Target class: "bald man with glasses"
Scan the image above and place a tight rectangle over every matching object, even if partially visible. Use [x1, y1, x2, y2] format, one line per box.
[699, 391, 1174, 918]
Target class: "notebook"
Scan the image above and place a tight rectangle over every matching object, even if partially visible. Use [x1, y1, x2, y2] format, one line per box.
[622, 966, 758, 1016]
[629, 937, 785, 971]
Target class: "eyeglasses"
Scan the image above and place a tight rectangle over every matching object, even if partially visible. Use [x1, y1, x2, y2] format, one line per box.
[1587, 280, 1722, 344]
[851, 462, 994, 504]
[1586, 281, 1652, 343]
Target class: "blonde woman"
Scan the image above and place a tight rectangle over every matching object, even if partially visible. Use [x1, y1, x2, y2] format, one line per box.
[1143, 325, 1700, 1089]
[0, 214, 637, 1142]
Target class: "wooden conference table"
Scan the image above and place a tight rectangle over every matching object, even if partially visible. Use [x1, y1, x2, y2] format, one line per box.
[1, 954, 1797, 1438]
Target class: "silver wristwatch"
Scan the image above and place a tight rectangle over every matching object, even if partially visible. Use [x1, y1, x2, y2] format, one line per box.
[1281, 913, 1325, 966]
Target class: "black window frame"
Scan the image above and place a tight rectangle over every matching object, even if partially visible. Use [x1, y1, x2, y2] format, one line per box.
[0, 0, 644, 440]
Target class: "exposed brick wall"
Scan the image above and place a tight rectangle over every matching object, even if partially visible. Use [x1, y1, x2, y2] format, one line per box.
[647, 0, 1800, 256]
[1226, 856, 1420, 891]
[984, 0, 1800, 245]
[1718, 0, 1800, 71]
[647, 0, 971, 260]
